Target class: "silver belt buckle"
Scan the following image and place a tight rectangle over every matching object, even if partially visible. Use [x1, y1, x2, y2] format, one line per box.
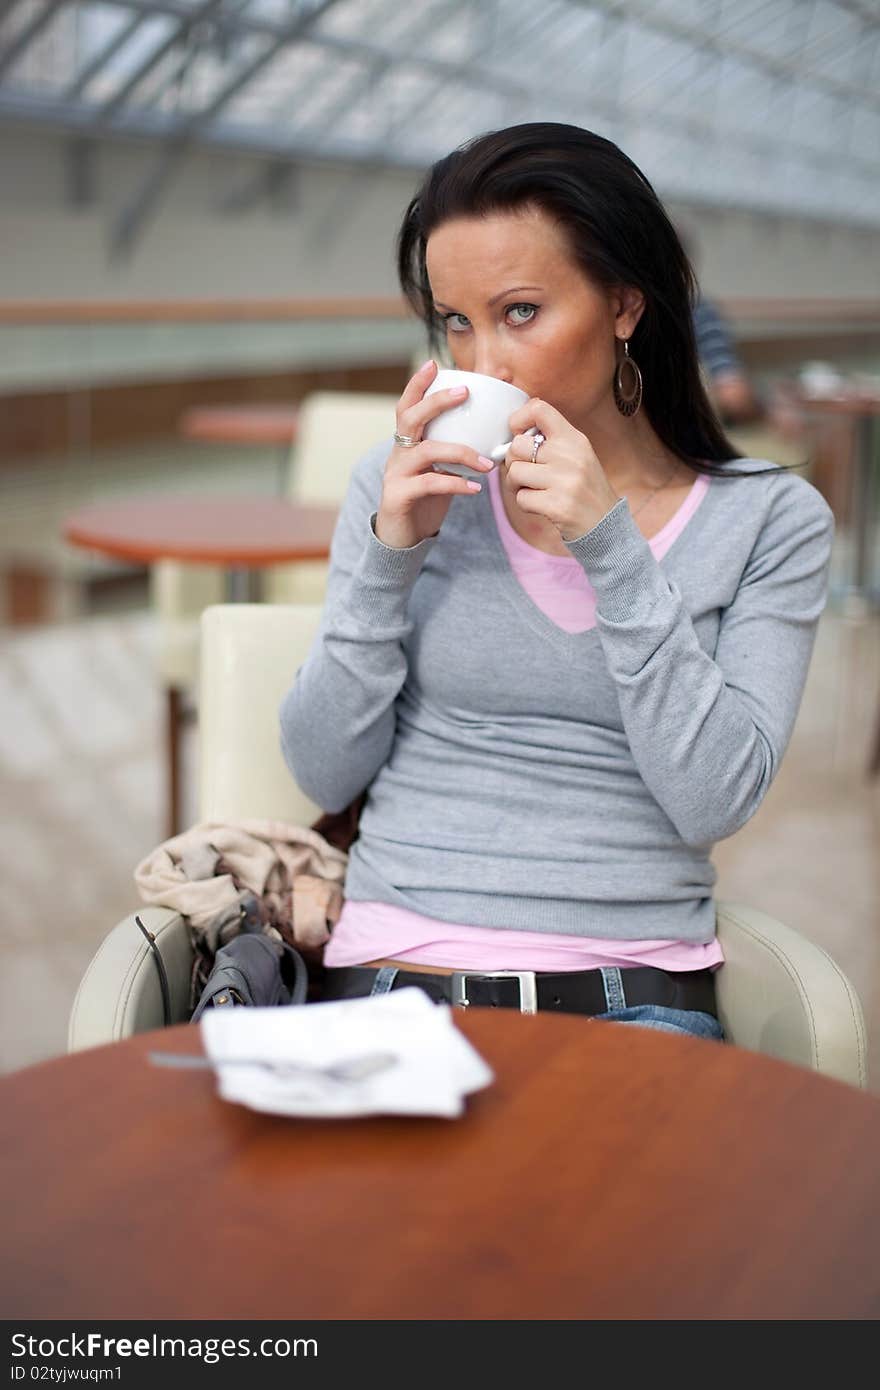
[450, 970, 538, 1014]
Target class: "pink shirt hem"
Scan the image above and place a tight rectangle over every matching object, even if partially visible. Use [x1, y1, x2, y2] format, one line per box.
[324, 900, 724, 972]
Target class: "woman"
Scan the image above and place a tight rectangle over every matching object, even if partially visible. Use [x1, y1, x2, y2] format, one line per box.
[280, 123, 833, 1038]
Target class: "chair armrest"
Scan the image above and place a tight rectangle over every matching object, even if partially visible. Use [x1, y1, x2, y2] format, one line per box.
[68, 907, 195, 1052]
[715, 900, 868, 1089]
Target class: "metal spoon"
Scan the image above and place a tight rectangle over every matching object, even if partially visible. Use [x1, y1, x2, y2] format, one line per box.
[148, 1050, 398, 1083]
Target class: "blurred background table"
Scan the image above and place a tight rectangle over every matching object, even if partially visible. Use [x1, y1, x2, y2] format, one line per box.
[64, 495, 337, 602]
[799, 391, 880, 612]
[178, 403, 300, 494]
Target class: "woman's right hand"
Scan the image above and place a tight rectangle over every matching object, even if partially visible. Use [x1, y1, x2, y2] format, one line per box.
[375, 360, 495, 549]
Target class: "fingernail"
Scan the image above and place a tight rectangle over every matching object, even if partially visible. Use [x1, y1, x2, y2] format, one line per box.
[421, 358, 435, 372]
[450, 386, 468, 398]
[478, 455, 494, 469]
[466, 480, 482, 492]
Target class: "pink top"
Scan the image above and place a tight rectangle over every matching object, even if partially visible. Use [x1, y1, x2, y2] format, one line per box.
[325, 468, 722, 974]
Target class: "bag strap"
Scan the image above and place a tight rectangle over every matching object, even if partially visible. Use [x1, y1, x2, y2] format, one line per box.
[135, 914, 172, 1028]
[281, 942, 308, 1006]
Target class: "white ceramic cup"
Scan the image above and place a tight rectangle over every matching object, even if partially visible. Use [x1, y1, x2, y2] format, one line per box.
[422, 369, 530, 478]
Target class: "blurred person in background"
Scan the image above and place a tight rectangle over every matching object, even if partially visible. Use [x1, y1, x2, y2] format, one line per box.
[692, 293, 762, 426]
[678, 222, 762, 427]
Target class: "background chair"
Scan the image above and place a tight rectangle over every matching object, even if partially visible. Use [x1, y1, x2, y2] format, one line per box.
[154, 389, 398, 835]
[262, 390, 399, 604]
[69, 603, 869, 1090]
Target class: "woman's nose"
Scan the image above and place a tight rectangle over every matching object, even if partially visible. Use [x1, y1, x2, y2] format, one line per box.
[472, 336, 513, 383]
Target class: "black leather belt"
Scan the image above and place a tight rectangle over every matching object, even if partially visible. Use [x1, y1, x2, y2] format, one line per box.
[322, 964, 717, 1018]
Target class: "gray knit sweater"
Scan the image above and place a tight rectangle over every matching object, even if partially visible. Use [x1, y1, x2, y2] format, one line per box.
[280, 442, 833, 944]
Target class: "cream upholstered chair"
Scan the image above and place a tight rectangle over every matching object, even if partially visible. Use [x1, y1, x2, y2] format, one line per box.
[70, 605, 869, 1089]
[262, 390, 399, 605]
[69, 603, 323, 1052]
[154, 389, 399, 834]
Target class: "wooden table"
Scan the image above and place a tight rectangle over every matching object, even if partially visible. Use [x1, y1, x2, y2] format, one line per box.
[64, 495, 337, 602]
[4, 1011, 880, 1320]
[179, 403, 300, 492]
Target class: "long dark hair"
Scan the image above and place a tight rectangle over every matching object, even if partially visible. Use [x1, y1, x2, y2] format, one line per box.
[397, 123, 784, 480]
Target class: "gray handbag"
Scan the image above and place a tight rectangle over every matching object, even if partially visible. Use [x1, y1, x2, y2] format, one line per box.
[190, 933, 308, 1021]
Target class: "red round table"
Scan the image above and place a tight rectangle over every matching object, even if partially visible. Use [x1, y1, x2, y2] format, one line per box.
[179, 403, 300, 492]
[64, 495, 338, 601]
[179, 403, 300, 447]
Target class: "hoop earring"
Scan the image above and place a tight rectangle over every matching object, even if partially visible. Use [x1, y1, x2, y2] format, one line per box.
[613, 339, 643, 417]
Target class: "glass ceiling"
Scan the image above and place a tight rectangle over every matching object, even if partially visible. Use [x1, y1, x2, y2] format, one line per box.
[2, 0, 879, 231]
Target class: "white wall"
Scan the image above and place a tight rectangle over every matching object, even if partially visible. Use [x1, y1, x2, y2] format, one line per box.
[1, 130, 414, 300]
[667, 201, 880, 302]
[1, 129, 878, 303]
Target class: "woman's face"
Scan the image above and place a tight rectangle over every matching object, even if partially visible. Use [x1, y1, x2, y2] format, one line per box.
[424, 205, 643, 432]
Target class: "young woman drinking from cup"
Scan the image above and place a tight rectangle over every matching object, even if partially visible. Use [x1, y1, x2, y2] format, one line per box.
[280, 123, 832, 1037]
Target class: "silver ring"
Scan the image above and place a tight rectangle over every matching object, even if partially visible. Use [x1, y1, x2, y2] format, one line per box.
[530, 432, 546, 464]
[394, 431, 420, 449]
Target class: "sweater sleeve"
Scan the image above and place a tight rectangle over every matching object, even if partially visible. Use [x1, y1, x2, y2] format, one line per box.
[279, 440, 438, 813]
[565, 472, 834, 848]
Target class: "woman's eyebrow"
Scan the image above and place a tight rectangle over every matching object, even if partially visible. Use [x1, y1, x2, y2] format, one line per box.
[433, 285, 544, 311]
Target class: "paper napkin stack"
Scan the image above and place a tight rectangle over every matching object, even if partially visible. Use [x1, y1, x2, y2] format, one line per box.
[200, 987, 494, 1119]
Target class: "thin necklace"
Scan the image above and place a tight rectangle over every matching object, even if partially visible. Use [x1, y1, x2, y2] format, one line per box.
[625, 463, 679, 519]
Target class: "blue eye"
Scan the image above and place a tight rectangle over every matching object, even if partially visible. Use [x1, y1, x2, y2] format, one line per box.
[443, 313, 470, 333]
[507, 303, 537, 324]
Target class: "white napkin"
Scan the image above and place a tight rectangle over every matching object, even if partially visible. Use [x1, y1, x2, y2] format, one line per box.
[200, 988, 494, 1119]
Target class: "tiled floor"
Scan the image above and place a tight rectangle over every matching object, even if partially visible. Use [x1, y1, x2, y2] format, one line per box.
[1, 592, 879, 1082]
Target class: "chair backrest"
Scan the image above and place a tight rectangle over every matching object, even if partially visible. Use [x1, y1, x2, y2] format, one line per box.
[287, 391, 400, 504]
[199, 603, 323, 825]
[714, 902, 868, 1088]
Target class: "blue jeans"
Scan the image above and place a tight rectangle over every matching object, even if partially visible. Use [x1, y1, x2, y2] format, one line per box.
[594, 1003, 724, 1040]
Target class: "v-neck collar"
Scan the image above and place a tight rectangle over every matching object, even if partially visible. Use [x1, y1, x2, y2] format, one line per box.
[474, 466, 712, 647]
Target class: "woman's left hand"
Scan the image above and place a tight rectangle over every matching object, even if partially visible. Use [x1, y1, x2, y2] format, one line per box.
[505, 398, 621, 542]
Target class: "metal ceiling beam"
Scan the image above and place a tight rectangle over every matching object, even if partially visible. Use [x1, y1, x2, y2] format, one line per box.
[215, 158, 300, 215]
[576, 0, 880, 112]
[103, 1, 251, 116]
[72, 0, 318, 44]
[63, 12, 144, 101]
[0, 0, 66, 83]
[93, 0, 880, 113]
[622, 0, 776, 107]
[284, 19, 880, 187]
[0, 0, 35, 25]
[376, 0, 583, 152]
[0, 85, 425, 166]
[95, 0, 226, 122]
[1, 85, 877, 231]
[65, 135, 96, 206]
[4, 43, 879, 197]
[25, 0, 879, 114]
[108, 0, 346, 256]
[833, 0, 880, 24]
[290, 0, 466, 149]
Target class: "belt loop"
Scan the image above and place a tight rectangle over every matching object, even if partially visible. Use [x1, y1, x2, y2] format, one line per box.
[600, 966, 627, 1013]
[370, 966, 399, 996]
